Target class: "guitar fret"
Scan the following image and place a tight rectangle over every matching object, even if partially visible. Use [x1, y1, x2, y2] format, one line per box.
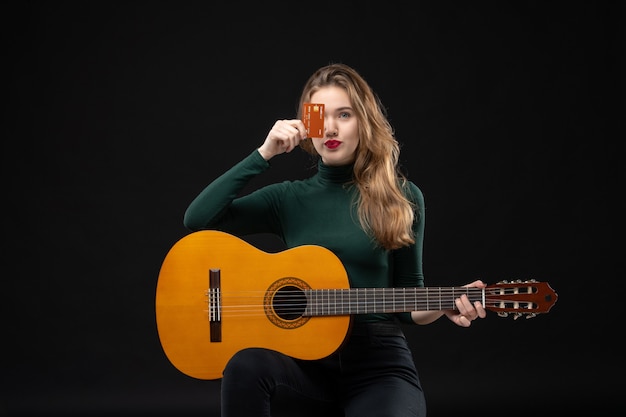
[374, 288, 378, 313]
[403, 288, 406, 312]
[362, 288, 366, 314]
[317, 289, 321, 316]
[438, 287, 442, 310]
[358, 288, 362, 314]
[324, 289, 329, 315]
[405, 288, 411, 310]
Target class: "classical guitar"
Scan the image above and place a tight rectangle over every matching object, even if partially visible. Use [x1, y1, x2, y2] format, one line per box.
[155, 230, 558, 380]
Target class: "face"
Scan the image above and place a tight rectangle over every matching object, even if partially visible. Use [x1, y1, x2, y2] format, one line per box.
[309, 86, 359, 166]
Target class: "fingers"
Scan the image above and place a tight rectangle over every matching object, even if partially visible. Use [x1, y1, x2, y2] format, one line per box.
[273, 120, 306, 150]
[474, 300, 487, 318]
[463, 279, 486, 288]
[260, 120, 306, 160]
[290, 121, 306, 141]
[455, 294, 486, 324]
[445, 280, 488, 327]
[454, 279, 487, 325]
[458, 314, 472, 327]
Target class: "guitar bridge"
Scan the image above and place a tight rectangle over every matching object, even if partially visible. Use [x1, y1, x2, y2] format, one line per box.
[208, 268, 222, 342]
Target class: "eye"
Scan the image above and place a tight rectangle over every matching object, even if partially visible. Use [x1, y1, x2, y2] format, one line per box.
[339, 111, 351, 119]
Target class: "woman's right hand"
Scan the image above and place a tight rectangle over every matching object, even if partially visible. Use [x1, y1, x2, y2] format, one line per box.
[257, 119, 307, 161]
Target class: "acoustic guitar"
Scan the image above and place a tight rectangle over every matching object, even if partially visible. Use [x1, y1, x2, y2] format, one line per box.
[155, 230, 558, 380]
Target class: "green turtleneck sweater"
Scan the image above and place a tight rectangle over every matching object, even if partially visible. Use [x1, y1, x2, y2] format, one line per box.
[184, 150, 425, 324]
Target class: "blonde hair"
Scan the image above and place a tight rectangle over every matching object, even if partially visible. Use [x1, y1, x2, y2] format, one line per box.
[298, 63, 416, 250]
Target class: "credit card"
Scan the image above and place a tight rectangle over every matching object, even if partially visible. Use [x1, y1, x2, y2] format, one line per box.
[302, 103, 324, 138]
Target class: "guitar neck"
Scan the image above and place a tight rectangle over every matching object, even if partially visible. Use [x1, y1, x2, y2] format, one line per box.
[304, 287, 483, 316]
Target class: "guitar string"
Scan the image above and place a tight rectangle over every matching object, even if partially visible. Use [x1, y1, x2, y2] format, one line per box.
[209, 289, 528, 304]
[201, 288, 538, 317]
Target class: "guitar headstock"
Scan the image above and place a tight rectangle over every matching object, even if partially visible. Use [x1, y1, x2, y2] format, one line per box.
[485, 279, 558, 319]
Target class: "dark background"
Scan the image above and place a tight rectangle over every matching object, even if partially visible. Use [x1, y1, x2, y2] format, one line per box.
[3, 1, 623, 416]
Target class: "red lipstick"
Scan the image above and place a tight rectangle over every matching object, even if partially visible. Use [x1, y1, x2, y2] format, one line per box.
[325, 140, 341, 149]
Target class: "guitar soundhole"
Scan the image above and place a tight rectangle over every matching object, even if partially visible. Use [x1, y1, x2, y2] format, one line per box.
[264, 277, 311, 329]
[273, 286, 307, 320]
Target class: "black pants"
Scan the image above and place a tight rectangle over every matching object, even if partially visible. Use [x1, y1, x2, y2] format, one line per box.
[221, 321, 426, 417]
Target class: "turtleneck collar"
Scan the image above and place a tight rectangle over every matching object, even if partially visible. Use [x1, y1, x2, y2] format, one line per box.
[317, 159, 355, 185]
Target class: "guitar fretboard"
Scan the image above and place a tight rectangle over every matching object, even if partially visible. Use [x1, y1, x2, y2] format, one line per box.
[303, 287, 485, 316]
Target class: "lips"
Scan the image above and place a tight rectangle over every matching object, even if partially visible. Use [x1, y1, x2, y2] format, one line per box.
[325, 140, 341, 149]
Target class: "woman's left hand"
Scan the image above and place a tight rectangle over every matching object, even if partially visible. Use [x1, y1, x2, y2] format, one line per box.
[444, 280, 487, 327]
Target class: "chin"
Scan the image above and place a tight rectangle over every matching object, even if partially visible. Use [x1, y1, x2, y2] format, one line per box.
[323, 156, 352, 166]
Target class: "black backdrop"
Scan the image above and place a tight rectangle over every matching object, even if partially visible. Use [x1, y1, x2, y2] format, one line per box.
[4, 1, 623, 416]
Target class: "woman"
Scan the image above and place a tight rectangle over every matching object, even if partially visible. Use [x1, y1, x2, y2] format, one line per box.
[183, 63, 486, 417]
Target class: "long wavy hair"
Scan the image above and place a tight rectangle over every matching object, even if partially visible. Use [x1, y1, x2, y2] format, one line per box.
[297, 63, 416, 250]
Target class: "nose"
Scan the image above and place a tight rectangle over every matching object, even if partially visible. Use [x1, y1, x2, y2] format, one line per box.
[325, 119, 338, 136]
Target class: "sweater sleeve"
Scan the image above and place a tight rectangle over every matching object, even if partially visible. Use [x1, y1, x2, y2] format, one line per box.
[183, 150, 275, 234]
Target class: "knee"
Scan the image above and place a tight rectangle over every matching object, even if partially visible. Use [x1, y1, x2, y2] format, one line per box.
[223, 348, 282, 382]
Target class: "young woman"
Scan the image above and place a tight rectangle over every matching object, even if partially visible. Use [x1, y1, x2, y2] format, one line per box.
[183, 63, 486, 417]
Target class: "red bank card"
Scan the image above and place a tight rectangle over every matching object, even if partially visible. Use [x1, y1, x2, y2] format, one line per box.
[302, 103, 324, 138]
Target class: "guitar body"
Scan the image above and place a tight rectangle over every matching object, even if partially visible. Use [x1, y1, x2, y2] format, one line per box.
[155, 230, 352, 380]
